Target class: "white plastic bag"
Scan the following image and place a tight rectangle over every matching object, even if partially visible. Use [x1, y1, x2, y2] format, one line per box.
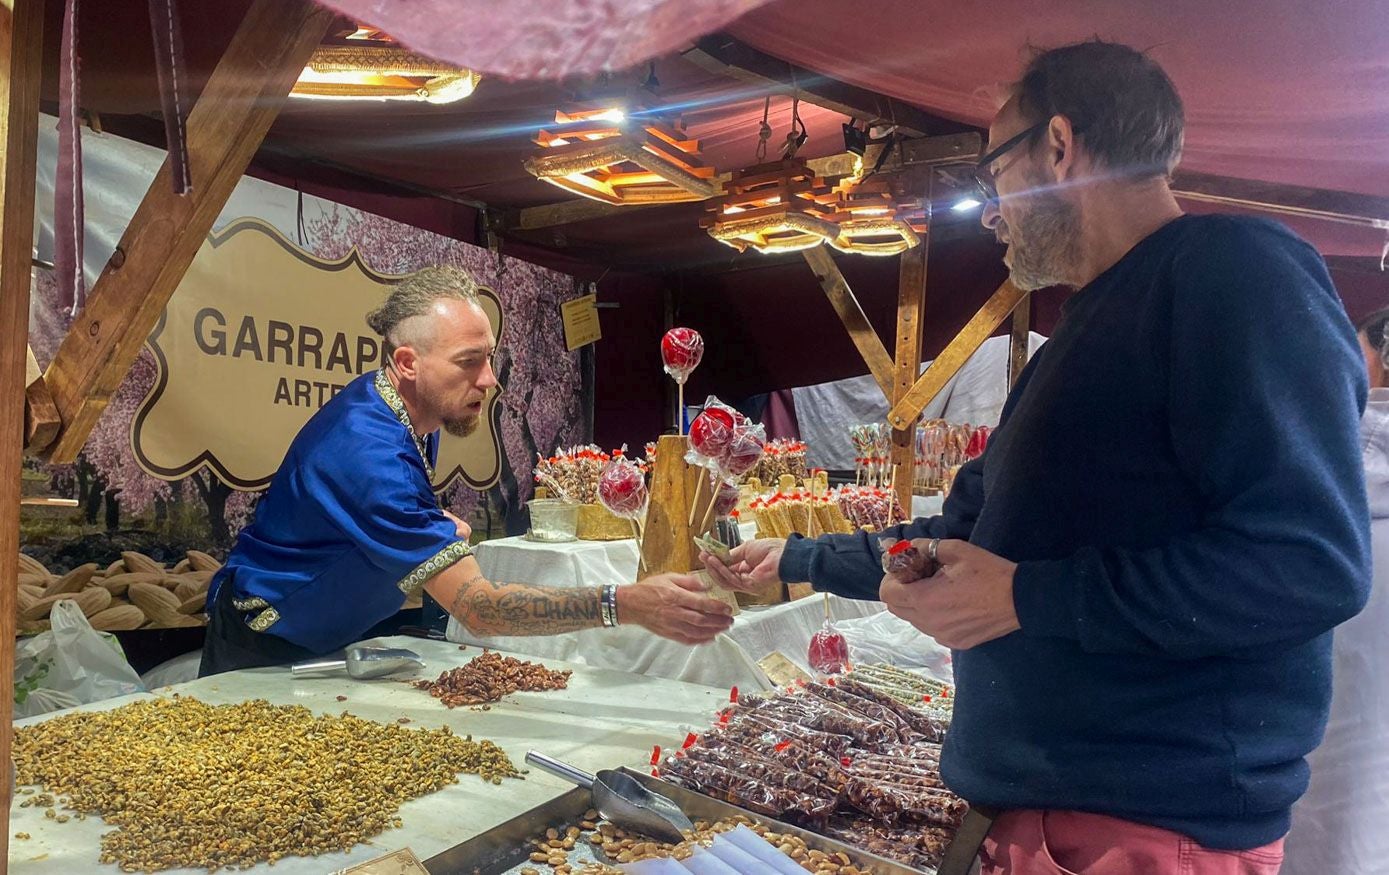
[837, 610, 955, 684]
[14, 601, 145, 719]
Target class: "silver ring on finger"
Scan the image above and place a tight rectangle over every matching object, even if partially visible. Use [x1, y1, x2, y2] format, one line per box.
[927, 538, 941, 562]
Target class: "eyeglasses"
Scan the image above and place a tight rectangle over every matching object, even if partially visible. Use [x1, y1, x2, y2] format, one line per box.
[973, 122, 1047, 202]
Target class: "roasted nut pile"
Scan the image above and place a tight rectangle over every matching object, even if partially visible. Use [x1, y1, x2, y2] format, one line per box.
[518, 813, 875, 875]
[415, 650, 572, 708]
[12, 695, 521, 872]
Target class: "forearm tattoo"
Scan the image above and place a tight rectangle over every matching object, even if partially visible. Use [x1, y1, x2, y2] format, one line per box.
[448, 574, 603, 636]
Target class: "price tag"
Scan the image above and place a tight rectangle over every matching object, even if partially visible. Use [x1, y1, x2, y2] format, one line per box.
[758, 651, 812, 687]
[561, 294, 602, 351]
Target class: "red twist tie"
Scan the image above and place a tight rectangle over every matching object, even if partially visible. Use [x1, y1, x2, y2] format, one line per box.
[840, 756, 853, 768]
[922, 695, 932, 703]
[650, 746, 661, 765]
[773, 740, 792, 752]
[729, 686, 739, 703]
[682, 732, 698, 750]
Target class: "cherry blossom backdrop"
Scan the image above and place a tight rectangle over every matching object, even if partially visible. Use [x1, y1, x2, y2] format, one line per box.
[29, 116, 586, 550]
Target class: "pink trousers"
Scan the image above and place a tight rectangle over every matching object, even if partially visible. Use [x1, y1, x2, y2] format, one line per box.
[980, 810, 1285, 875]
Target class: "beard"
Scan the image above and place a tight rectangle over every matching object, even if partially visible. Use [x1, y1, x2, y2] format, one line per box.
[442, 414, 480, 437]
[1001, 173, 1082, 291]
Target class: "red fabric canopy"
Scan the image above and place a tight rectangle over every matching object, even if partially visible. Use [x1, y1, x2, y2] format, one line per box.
[313, 0, 775, 79]
[727, 0, 1389, 257]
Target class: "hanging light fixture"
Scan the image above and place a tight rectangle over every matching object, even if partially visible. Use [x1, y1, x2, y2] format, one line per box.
[524, 84, 719, 205]
[702, 158, 840, 254]
[291, 29, 481, 104]
[702, 96, 841, 255]
[825, 175, 925, 256]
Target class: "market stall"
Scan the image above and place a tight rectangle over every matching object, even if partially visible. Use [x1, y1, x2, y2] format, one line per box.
[6, 0, 1389, 870]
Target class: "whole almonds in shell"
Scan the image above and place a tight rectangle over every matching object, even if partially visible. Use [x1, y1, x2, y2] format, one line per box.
[120, 551, 164, 575]
[42, 563, 98, 597]
[16, 554, 48, 577]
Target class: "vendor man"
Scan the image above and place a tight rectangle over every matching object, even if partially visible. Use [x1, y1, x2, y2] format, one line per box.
[201, 266, 733, 676]
[704, 41, 1369, 874]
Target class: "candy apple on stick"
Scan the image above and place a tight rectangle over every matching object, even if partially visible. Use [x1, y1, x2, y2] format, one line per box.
[662, 327, 704, 435]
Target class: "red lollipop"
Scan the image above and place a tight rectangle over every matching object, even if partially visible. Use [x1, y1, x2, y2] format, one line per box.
[722, 422, 766, 477]
[661, 327, 704, 384]
[688, 405, 736, 463]
[713, 479, 741, 518]
[808, 620, 850, 674]
[597, 459, 648, 518]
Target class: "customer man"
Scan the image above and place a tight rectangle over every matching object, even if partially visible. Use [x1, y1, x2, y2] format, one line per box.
[704, 41, 1369, 873]
[202, 266, 733, 676]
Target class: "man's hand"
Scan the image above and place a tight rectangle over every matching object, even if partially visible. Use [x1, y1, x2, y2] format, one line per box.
[700, 538, 785, 593]
[442, 510, 472, 541]
[879, 539, 1021, 650]
[617, 573, 735, 645]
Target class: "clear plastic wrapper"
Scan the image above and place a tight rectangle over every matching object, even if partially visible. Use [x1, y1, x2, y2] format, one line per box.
[720, 826, 812, 875]
[660, 756, 835, 819]
[713, 478, 742, 518]
[824, 819, 953, 870]
[807, 620, 850, 675]
[803, 682, 912, 742]
[842, 776, 969, 827]
[680, 744, 833, 798]
[733, 713, 856, 759]
[835, 677, 946, 739]
[597, 457, 649, 518]
[722, 422, 766, 477]
[704, 732, 850, 792]
[686, 398, 738, 470]
[878, 536, 938, 577]
[752, 696, 895, 750]
[661, 327, 705, 384]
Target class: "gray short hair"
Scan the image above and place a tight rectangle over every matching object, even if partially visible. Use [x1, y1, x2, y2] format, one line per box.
[1012, 40, 1185, 180]
[366, 266, 481, 356]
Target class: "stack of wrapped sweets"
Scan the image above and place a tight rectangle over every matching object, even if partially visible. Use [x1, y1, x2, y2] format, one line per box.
[745, 439, 809, 484]
[659, 672, 962, 870]
[533, 445, 615, 504]
[750, 474, 854, 538]
[831, 485, 907, 531]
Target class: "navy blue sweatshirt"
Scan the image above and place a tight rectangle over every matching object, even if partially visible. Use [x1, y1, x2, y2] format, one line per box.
[781, 215, 1371, 850]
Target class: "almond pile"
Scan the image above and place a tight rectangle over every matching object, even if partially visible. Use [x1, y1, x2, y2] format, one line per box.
[14, 550, 222, 633]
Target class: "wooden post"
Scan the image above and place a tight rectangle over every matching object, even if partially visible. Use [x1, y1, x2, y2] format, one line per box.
[640, 435, 699, 576]
[38, 0, 333, 461]
[888, 280, 1029, 429]
[0, 0, 45, 861]
[802, 246, 895, 399]
[890, 242, 927, 517]
[1008, 291, 1031, 390]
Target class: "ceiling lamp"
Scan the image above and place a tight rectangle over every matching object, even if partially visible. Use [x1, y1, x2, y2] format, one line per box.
[825, 176, 925, 257]
[702, 159, 840, 254]
[291, 44, 481, 104]
[524, 100, 719, 205]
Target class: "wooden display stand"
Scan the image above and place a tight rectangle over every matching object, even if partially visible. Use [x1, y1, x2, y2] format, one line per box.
[639, 434, 744, 611]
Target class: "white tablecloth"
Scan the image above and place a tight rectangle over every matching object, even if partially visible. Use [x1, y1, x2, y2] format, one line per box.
[453, 527, 887, 690]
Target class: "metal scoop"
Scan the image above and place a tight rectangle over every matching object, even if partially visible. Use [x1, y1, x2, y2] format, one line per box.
[525, 750, 693, 844]
[290, 646, 425, 680]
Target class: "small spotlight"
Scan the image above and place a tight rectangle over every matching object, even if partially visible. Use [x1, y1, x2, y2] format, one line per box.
[951, 197, 983, 213]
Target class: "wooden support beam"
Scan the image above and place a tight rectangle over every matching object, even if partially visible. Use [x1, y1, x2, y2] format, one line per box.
[684, 35, 969, 137]
[1172, 171, 1389, 228]
[24, 344, 59, 450]
[40, 0, 333, 463]
[0, 0, 45, 860]
[1008, 292, 1031, 390]
[802, 246, 895, 399]
[890, 241, 927, 517]
[887, 280, 1029, 429]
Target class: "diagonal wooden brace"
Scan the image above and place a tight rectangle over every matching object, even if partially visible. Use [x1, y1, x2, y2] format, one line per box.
[887, 280, 1029, 429]
[37, 0, 333, 462]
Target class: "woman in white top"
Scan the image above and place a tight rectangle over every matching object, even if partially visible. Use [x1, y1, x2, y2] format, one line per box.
[1282, 307, 1389, 875]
